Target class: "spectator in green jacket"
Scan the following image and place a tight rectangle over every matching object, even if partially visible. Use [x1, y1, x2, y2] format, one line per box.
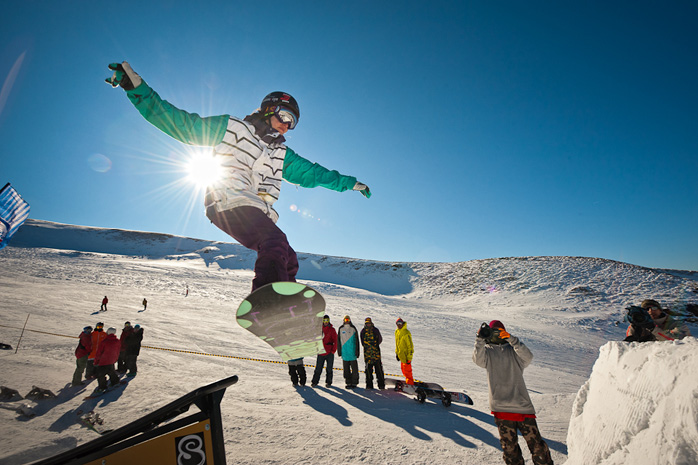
[107, 62, 371, 291]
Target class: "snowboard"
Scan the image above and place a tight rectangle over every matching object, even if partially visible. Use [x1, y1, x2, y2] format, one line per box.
[78, 411, 108, 434]
[386, 378, 474, 407]
[235, 282, 326, 362]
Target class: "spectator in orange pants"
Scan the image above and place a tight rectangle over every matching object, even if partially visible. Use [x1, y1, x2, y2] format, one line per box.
[394, 318, 414, 384]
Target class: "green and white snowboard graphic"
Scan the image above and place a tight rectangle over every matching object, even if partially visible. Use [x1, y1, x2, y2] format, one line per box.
[236, 282, 326, 361]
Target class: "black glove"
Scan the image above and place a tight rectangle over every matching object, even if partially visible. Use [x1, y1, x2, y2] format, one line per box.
[396, 354, 400, 362]
[477, 323, 492, 339]
[105, 62, 142, 91]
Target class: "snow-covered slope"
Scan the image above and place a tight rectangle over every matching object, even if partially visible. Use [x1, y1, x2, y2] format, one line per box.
[0, 220, 696, 464]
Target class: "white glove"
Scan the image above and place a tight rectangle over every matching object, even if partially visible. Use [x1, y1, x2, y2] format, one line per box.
[353, 182, 371, 198]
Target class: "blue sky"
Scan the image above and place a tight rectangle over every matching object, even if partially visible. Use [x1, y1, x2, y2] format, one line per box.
[2, 1, 697, 270]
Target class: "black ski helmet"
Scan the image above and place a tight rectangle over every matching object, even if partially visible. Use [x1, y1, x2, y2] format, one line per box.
[261, 91, 300, 121]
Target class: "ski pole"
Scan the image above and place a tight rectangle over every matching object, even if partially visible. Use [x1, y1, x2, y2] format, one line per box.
[15, 314, 30, 354]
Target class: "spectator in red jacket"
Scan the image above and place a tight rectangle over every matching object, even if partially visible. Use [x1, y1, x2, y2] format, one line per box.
[85, 322, 107, 379]
[72, 326, 93, 386]
[311, 315, 338, 387]
[94, 327, 121, 392]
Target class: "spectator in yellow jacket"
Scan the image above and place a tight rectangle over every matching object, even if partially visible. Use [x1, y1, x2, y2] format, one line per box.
[394, 318, 414, 385]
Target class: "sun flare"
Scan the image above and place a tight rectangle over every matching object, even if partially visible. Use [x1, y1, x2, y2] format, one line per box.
[184, 151, 223, 189]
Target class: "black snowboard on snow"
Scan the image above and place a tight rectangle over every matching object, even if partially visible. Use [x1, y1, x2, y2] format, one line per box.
[385, 378, 474, 407]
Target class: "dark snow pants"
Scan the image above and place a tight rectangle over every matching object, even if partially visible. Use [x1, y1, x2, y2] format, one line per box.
[494, 417, 554, 465]
[364, 360, 385, 389]
[96, 364, 120, 390]
[124, 354, 138, 374]
[288, 363, 306, 386]
[207, 206, 299, 291]
[311, 353, 334, 386]
[85, 359, 96, 378]
[73, 356, 88, 385]
[342, 360, 359, 386]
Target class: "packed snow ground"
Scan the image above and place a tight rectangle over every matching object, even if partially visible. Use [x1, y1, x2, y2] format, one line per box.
[0, 220, 696, 464]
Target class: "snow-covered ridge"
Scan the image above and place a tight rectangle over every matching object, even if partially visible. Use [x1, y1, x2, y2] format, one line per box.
[13, 219, 698, 309]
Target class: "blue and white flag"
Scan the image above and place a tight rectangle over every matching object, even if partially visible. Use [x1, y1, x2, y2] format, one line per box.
[0, 183, 30, 250]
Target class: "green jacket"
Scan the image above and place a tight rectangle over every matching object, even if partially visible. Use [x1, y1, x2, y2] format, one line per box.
[125, 82, 358, 221]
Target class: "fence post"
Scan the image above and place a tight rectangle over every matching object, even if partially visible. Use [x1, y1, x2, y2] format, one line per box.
[15, 313, 30, 354]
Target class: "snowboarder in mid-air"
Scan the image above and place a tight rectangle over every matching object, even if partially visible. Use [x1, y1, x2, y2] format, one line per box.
[107, 62, 371, 292]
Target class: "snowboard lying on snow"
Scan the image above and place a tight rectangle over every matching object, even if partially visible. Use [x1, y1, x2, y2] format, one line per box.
[385, 378, 474, 407]
[77, 410, 110, 434]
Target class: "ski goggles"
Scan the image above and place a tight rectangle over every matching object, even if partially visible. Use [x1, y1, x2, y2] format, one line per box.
[270, 106, 298, 130]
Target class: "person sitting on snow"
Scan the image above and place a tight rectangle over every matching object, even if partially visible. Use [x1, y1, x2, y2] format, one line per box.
[473, 320, 554, 465]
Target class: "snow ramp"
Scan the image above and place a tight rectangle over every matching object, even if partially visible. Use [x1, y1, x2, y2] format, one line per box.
[565, 338, 698, 465]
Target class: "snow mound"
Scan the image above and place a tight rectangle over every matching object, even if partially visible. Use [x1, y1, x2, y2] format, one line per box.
[565, 338, 698, 465]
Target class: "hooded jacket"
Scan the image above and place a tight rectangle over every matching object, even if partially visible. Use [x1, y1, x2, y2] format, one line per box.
[320, 323, 338, 356]
[88, 329, 107, 360]
[119, 326, 134, 353]
[75, 331, 92, 359]
[337, 322, 360, 361]
[472, 336, 535, 414]
[125, 328, 144, 356]
[394, 323, 414, 363]
[124, 82, 358, 223]
[94, 334, 121, 366]
[360, 325, 383, 362]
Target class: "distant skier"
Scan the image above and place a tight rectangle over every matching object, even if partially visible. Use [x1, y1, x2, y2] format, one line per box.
[72, 326, 93, 386]
[337, 316, 360, 389]
[100, 296, 108, 312]
[106, 62, 371, 292]
[94, 327, 121, 393]
[473, 320, 553, 465]
[311, 315, 337, 388]
[625, 299, 691, 342]
[142, 298, 147, 311]
[360, 317, 385, 389]
[394, 318, 414, 385]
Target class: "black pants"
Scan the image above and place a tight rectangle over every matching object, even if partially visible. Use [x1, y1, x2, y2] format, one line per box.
[124, 354, 138, 374]
[342, 360, 359, 386]
[288, 364, 306, 385]
[85, 359, 96, 378]
[96, 364, 119, 390]
[364, 360, 385, 389]
[311, 353, 334, 385]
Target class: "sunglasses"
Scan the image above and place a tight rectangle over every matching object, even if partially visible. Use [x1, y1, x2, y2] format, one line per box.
[272, 106, 298, 130]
